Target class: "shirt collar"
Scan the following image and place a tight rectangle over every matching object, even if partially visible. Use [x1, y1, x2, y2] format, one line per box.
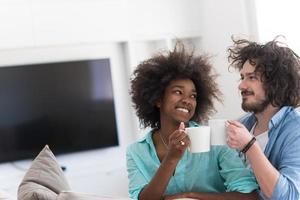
[136, 121, 200, 144]
[136, 129, 154, 144]
[242, 106, 293, 130]
[269, 106, 293, 129]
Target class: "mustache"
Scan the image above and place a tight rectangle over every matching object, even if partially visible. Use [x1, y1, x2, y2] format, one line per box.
[241, 90, 254, 96]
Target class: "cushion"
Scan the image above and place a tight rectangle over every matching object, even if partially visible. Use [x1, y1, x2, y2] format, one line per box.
[18, 145, 71, 200]
[0, 190, 15, 200]
[57, 191, 131, 200]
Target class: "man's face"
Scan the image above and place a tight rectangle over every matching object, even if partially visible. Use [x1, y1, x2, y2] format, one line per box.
[239, 60, 270, 113]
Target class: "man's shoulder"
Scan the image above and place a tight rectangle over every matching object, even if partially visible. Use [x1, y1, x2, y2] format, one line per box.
[239, 113, 253, 122]
[274, 107, 300, 144]
[281, 107, 300, 126]
[238, 113, 256, 130]
[287, 107, 300, 119]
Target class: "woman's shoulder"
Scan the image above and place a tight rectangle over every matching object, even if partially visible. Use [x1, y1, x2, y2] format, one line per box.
[127, 131, 153, 153]
[188, 121, 200, 127]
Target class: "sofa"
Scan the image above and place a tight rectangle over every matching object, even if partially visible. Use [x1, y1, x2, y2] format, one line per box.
[13, 145, 130, 200]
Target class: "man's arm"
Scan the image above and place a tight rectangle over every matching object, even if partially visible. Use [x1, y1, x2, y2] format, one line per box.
[226, 120, 300, 199]
[226, 120, 279, 198]
[245, 142, 279, 198]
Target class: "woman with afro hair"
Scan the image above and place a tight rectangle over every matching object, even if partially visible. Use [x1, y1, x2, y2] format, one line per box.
[126, 43, 258, 200]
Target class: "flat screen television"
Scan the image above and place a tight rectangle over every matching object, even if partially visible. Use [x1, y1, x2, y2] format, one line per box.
[0, 59, 119, 163]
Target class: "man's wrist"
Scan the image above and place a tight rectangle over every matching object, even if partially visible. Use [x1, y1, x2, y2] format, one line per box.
[241, 137, 256, 154]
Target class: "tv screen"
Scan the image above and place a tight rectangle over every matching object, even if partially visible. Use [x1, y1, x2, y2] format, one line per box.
[0, 59, 118, 163]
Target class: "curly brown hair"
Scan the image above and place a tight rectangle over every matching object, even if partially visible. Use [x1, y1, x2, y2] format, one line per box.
[130, 43, 222, 129]
[228, 37, 300, 108]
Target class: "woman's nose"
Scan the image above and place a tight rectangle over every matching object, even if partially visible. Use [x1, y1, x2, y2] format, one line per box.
[181, 96, 193, 104]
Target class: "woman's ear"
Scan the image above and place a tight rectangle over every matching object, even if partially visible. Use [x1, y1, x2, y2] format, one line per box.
[155, 99, 161, 108]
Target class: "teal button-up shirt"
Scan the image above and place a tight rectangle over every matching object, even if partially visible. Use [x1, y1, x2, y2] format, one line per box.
[126, 122, 258, 200]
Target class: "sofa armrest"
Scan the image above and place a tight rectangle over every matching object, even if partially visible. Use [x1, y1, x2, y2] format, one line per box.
[57, 191, 131, 200]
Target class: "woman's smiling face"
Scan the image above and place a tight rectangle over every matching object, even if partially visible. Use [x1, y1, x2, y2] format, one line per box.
[157, 78, 197, 124]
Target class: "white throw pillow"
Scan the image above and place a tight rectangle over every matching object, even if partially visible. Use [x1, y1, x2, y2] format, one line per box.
[18, 145, 70, 200]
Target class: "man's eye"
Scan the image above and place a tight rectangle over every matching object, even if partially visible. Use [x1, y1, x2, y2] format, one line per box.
[249, 76, 257, 80]
[175, 90, 181, 94]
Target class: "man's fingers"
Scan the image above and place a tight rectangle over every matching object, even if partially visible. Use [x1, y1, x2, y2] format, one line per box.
[227, 120, 244, 128]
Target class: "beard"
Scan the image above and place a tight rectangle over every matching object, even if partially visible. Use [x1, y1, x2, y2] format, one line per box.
[241, 97, 270, 114]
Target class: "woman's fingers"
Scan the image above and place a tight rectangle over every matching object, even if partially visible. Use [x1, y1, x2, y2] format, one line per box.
[169, 129, 190, 149]
[172, 133, 189, 147]
[179, 121, 185, 130]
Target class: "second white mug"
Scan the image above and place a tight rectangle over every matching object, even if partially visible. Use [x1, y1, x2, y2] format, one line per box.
[208, 119, 227, 145]
[186, 126, 210, 153]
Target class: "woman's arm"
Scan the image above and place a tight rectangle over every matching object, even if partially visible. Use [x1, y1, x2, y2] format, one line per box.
[139, 123, 189, 200]
[164, 191, 258, 200]
[138, 154, 180, 200]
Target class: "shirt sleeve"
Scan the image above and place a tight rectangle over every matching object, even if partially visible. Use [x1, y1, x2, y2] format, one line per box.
[269, 133, 300, 200]
[126, 145, 148, 200]
[217, 146, 259, 193]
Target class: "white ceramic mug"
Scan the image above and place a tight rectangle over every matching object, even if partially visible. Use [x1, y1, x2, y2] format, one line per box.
[186, 126, 210, 153]
[208, 119, 227, 145]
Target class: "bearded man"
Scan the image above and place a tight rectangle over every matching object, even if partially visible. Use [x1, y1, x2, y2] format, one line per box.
[226, 38, 300, 200]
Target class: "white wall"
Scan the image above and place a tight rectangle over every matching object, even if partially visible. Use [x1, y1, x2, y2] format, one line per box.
[194, 0, 259, 120]
[0, 0, 258, 198]
[255, 0, 300, 112]
[255, 0, 300, 53]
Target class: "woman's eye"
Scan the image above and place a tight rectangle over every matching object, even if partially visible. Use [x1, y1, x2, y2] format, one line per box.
[249, 76, 257, 80]
[175, 90, 181, 94]
[191, 94, 197, 99]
